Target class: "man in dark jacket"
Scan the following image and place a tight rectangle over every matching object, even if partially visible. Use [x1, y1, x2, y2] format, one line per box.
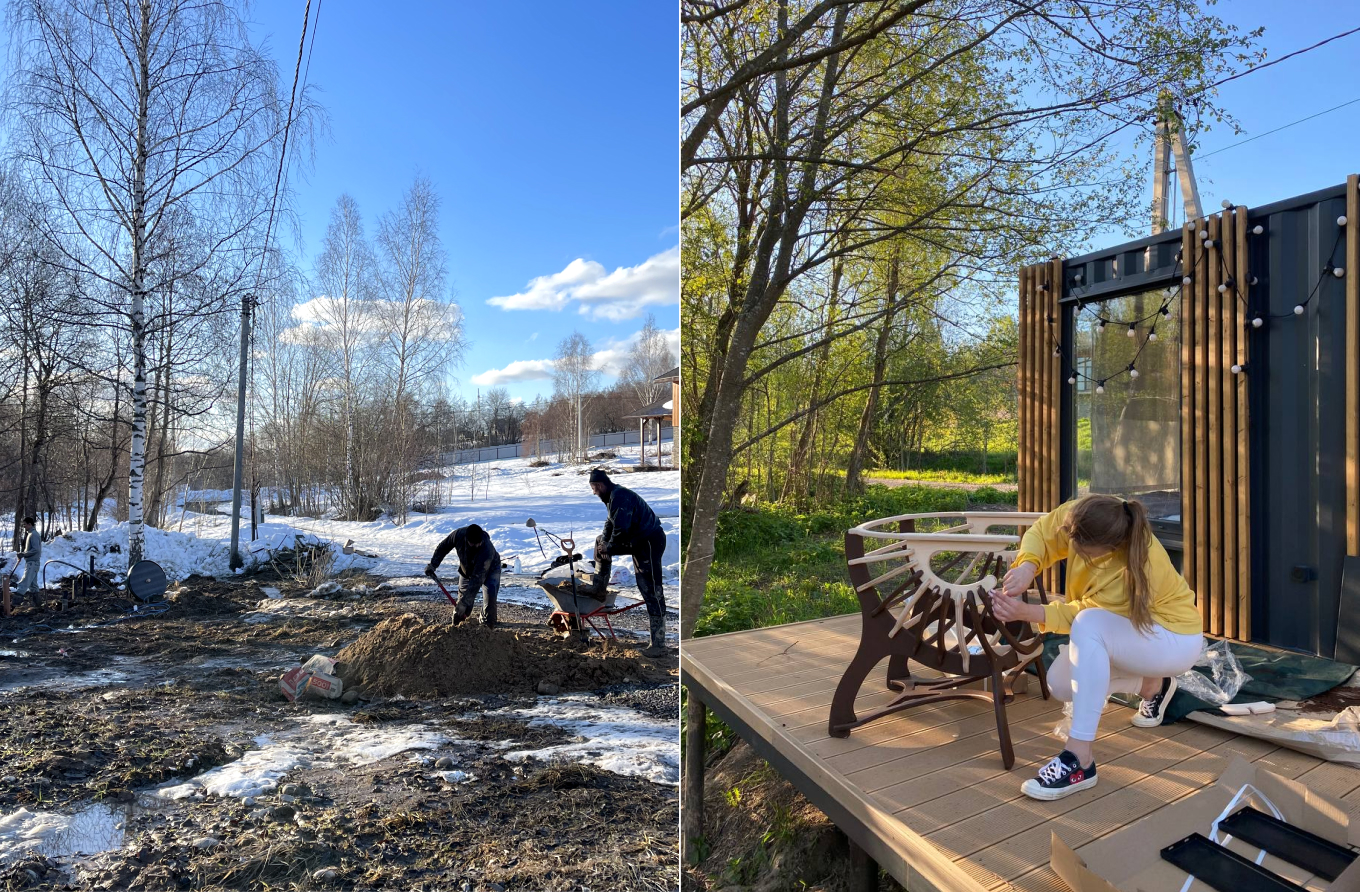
[590, 469, 668, 657]
[425, 524, 500, 628]
[14, 516, 42, 609]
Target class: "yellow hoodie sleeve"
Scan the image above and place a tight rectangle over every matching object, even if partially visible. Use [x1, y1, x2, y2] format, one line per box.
[1040, 595, 1104, 634]
[1011, 501, 1072, 574]
[1010, 501, 1088, 634]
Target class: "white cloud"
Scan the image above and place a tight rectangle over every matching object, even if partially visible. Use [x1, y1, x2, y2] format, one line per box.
[469, 327, 679, 388]
[487, 247, 678, 322]
[279, 296, 463, 345]
[470, 359, 557, 386]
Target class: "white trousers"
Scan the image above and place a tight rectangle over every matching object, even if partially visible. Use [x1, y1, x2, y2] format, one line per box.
[1047, 608, 1203, 741]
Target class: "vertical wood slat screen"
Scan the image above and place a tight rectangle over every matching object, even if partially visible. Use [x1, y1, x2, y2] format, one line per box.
[1348, 175, 1360, 555]
[1017, 259, 1062, 592]
[1180, 209, 1252, 640]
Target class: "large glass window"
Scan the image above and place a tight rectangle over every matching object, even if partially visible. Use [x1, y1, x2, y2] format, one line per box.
[1073, 287, 1181, 523]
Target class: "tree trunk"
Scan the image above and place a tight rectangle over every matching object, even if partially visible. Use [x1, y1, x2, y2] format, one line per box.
[845, 257, 900, 494]
[126, 0, 152, 568]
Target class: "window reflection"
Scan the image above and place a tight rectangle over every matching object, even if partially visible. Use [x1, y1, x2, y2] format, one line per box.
[1073, 288, 1182, 523]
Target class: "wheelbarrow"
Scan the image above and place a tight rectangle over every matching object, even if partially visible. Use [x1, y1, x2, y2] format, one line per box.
[535, 577, 646, 640]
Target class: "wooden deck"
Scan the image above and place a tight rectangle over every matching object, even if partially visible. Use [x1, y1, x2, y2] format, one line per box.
[682, 614, 1360, 892]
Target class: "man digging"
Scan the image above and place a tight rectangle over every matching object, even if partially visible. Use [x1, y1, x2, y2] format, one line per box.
[13, 516, 42, 610]
[589, 469, 669, 658]
[425, 523, 500, 629]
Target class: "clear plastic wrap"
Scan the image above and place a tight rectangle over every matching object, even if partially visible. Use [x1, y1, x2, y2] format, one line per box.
[1175, 639, 1251, 706]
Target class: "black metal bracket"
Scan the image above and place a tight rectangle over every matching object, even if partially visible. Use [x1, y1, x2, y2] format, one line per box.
[1218, 807, 1357, 881]
[1161, 832, 1304, 892]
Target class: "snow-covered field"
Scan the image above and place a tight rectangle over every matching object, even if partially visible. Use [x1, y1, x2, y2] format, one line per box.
[35, 446, 680, 604]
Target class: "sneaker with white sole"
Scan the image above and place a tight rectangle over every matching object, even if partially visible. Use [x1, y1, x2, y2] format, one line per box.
[1021, 750, 1098, 801]
[1131, 676, 1177, 728]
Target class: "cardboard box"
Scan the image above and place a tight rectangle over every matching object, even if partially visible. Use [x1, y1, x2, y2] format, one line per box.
[1052, 757, 1360, 892]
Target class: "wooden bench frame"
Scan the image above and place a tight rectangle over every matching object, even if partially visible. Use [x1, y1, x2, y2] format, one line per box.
[829, 512, 1053, 768]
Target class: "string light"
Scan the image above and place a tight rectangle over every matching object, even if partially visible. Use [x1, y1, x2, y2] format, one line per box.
[1339, 216, 1348, 226]
[1294, 304, 1305, 315]
[1252, 225, 1264, 235]
[1161, 305, 1172, 318]
[1221, 199, 1233, 209]
[1334, 266, 1346, 278]
[1148, 328, 1158, 342]
[1251, 316, 1264, 328]
[1068, 373, 1077, 385]
[1096, 381, 1106, 394]
[1182, 276, 1192, 285]
[1199, 229, 1208, 240]
[1205, 239, 1215, 248]
[1231, 364, 1244, 374]
[1128, 365, 1139, 379]
[1126, 323, 1137, 338]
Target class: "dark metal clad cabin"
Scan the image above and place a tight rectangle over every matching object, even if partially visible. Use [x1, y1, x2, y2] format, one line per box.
[1017, 176, 1360, 660]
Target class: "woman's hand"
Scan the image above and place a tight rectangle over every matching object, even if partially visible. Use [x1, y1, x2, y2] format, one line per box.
[990, 591, 1046, 625]
[1000, 562, 1037, 598]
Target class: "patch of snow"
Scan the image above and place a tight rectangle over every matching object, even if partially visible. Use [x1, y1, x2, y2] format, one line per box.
[496, 697, 679, 786]
[436, 770, 472, 783]
[151, 717, 451, 801]
[37, 447, 678, 611]
[0, 802, 128, 865]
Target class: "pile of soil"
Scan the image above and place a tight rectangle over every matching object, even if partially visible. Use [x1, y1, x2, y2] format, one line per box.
[335, 614, 649, 697]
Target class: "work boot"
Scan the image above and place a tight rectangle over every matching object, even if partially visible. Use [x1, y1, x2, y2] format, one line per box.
[641, 612, 668, 658]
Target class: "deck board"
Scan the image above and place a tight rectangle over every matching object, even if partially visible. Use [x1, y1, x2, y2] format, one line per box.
[683, 614, 1360, 892]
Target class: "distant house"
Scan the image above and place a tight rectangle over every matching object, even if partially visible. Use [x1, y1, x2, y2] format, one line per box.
[655, 366, 679, 428]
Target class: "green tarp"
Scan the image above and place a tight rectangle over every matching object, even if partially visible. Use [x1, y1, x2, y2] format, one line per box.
[1034, 634, 1357, 724]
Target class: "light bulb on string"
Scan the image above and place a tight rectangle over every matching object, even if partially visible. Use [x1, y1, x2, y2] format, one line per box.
[1128, 365, 1139, 379]
[1231, 364, 1243, 374]
[1095, 381, 1106, 394]
[1127, 323, 1136, 338]
[1053, 344, 1061, 356]
[1205, 239, 1215, 248]
[1334, 267, 1346, 278]
[1294, 304, 1305, 315]
[1182, 276, 1192, 285]
[1097, 318, 1107, 330]
[1252, 225, 1264, 235]
[1068, 374, 1077, 385]
[1251, 316, 1264, 328]
[1160, 305, 1171, 318]
[1198, 229, 1208, 240]
[1340, 216, 1348, 227]
[1221, 199, 1232, 209]
[1148, 328, 1158, 342]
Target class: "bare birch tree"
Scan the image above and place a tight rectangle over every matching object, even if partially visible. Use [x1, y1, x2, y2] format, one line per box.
[553, 332, 599, 463]
[312, 194, 377, 519]
[374, 177, 464, 521]
[622, 313, 676, 408]
[6, 0, 312, 567]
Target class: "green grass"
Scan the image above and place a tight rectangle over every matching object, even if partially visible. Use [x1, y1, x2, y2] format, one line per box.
[859, 468, 1015, 485]
[696, 483, 1018, 638]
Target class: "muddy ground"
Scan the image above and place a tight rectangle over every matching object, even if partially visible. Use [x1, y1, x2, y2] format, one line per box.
[0, 571, 678, 891]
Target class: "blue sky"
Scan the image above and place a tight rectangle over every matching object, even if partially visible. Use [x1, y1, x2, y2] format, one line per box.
[246, 2, 678, 405]
[1081, 2, 1360, 249]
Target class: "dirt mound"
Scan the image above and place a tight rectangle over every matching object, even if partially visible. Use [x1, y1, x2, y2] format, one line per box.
[335, 614, 648, 697]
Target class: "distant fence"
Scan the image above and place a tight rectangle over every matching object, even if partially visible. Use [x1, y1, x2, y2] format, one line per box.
[439, 426, 675, 466]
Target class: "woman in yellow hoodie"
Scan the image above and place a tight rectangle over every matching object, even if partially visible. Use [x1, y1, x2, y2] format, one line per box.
[991, 494, 1203, 801]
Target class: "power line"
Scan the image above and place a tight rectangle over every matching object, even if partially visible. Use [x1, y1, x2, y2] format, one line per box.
[255, 0, 313, 289]
[1200, 24, 1360, 94]
[1196, 95, 1360, 160]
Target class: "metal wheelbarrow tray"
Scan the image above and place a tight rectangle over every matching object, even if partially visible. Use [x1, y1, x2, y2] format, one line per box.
[535, 578, 645, 640]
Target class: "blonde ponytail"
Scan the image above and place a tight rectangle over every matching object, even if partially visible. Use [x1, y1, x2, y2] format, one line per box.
[1122, 499, 1153, 632]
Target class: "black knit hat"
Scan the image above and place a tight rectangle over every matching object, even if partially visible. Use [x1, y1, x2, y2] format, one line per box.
[465, 523, 485, 543]
[588, 468, 611, 485]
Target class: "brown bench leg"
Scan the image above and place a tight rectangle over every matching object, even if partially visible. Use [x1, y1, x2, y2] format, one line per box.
[828, 645, 884, 737]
